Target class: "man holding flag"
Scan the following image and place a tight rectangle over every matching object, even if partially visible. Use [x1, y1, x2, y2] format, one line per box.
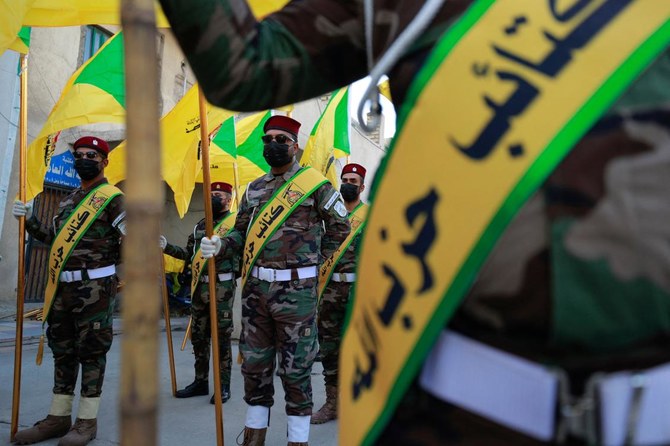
[160, 182, 239, 404]
[12, 136, 124, 446]
[312, 163, 368, 425]
[200, 115, 350, 446]
[160, 1, 670, 445]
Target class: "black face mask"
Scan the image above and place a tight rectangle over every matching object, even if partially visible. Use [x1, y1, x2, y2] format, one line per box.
[74, 159, 102, 181]
[263, 141, 292, 167]
[340, 183, 360, 202]
[211, 197, 225, 216]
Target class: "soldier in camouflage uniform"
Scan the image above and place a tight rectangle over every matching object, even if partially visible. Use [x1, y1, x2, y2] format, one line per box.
[161, 1, 670, 445]
[201, 115, 350, 446]
[312, 163, 367, 425]
[13, 136, 124, 446]
[160, 181, 239, 404]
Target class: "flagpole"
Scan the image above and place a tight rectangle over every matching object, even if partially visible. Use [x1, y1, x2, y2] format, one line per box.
[232, 162, 240, 209]
[10, 53, 28, 443]
[160, 255, 178, 396]
[120, 1, 162, 445]
[198, 85, 225, 446]
[180, 317, 192, 351]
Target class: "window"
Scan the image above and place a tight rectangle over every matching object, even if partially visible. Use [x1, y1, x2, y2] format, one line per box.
[82, 26, 111, 61]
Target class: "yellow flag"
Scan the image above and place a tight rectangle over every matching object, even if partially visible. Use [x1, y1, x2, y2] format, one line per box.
[25, 32, 125, 201]
[23, 0, 169, 27]
[0, 0, 35, 56]
[378, 80, 392, 102]
[21, 0, 288, 28]
[107, 85, 235, 217]
[300, 87, 350, 186]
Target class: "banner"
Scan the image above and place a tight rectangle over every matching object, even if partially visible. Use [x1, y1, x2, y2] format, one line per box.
[339, 1, 670, 444]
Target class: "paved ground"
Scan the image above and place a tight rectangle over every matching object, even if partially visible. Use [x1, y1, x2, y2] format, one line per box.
[0, 316, 339, 445]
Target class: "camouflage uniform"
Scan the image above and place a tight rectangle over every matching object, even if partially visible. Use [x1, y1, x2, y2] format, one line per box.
[164, 212, 239, 387]
[318, 216, 362, 388]
[219, 161, 350, 415]
[160, 1, 670, 444]
[26, 178, 124, 398]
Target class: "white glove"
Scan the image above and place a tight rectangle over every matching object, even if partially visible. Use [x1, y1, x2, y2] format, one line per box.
[159, 235, 167, 251]
[200, 235, 222, 259]
[12, 200, 32, 220]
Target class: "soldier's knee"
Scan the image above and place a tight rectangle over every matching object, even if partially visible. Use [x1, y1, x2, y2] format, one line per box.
[79, 323, 113, 358]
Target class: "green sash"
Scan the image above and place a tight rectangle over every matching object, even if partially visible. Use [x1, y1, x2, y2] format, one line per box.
[339, 1, 670, 444]
[241, 167, 327, 289]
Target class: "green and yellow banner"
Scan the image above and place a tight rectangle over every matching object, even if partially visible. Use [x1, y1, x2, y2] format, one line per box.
[339, 1, 670, 444]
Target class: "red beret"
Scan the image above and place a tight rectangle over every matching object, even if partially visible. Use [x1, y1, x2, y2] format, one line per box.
[211, 182, 233, 193]
[73, 136, 110, 156]
[263, 115, 301, 139]
[341, 163, 367, 180]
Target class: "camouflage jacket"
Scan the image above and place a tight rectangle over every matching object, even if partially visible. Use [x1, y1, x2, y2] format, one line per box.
[158, 0, 471, 110]
[334, 202, 366, 274]
[164, 211, 240, 274]
[25, 178, 125, 270]
[222, 161, 350, 270]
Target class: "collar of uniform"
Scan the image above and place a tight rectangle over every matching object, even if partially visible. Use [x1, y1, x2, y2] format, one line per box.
[263, 161, 301, 182]
[80, 177, 109, 193]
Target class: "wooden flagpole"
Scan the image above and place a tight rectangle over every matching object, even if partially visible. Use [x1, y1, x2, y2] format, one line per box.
[10, 53, 28, 443]
[198, 85, 225, 446]
[120, 1, 162, 444]
[160, 255, 178, 396]
[180, 316, 192, 351]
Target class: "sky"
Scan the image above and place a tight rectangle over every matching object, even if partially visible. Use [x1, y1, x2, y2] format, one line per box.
[349, 76, 396, 139]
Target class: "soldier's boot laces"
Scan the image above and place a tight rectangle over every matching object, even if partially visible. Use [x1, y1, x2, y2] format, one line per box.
[310, 385, 337, 424]
[236, 427, 267, 446]
[175, 379, 209, 398]
[13, 415, 71, 444]
[57, 418, 97, 446]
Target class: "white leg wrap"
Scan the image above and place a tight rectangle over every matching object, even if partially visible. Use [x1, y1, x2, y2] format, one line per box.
[245, 405, 270, 429]
[287, 415, 310, 443]
[77, 396, 101, 419]
[49, 394, 74, 416]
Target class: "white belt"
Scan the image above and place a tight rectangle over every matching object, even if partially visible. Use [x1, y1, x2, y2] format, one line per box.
[251, 266, 317, 282]
[59, 265, 116, 283]
[330, 272, 356, 283]
[419, 330, 670, 445]
[200, 272, 234, 283]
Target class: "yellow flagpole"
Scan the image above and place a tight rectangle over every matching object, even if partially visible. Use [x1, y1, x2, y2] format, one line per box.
[198, 85, 225, 446]
[120, 0, 162, 444]
[10, 53, 28, 443]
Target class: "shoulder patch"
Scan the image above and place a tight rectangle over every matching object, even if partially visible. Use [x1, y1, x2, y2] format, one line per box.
[334, 200, 347, 218]
[323, 190, 340, 210]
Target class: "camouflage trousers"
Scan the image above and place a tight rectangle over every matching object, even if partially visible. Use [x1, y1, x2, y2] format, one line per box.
[46, 275, 118, 398]
[191, 279, 235, 386]
[240, 276, 318, 416]
[317, 280, 352, 387]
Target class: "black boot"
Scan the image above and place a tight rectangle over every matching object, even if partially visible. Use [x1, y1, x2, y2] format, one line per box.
[175, 379, 208, 398]
[210, 385, 230, 404]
